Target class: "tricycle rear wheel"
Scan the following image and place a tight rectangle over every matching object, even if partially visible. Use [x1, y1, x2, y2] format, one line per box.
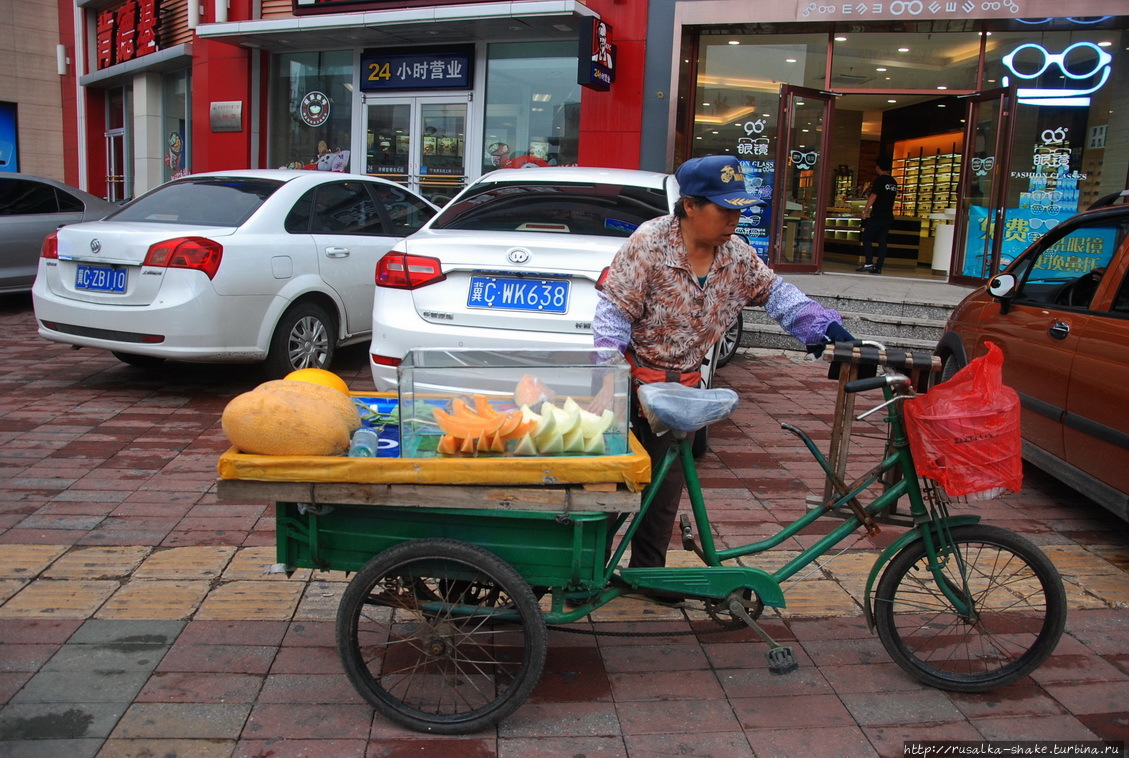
[336, 538, 548, 734]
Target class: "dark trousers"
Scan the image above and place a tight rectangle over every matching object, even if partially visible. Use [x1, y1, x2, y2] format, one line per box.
[860, 216, 892, 270]
[628, 402, 693, 568]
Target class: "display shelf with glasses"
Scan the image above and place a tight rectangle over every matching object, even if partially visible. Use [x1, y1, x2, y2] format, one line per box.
[892, 134, 962, 220]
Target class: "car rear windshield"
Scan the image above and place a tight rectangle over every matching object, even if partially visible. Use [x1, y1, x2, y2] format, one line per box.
[109, 177, 284, 226]
[430, 182, 670, 237]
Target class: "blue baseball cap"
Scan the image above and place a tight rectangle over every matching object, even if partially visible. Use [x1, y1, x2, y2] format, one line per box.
[674, 155, 761, 209]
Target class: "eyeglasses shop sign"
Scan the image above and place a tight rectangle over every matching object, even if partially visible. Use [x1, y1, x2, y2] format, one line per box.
[210, 101, 243, 133]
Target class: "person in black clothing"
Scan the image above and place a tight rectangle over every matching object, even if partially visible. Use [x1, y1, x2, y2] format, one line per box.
[857, 158, 898, 274]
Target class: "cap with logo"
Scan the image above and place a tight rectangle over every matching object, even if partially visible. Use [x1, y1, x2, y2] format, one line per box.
[674, 155, 761, 209]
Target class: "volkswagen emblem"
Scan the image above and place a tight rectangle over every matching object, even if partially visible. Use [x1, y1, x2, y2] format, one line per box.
[90, 239, 102, 254]
[506, 248, 531, 264]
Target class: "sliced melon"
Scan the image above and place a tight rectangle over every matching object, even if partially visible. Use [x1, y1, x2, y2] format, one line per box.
[513, 433, 538, 456]
[561, 425, 585, 453]
[580, 409, 616, 438]
[535, 431, 564, 454]
[582, 434, 606, 455]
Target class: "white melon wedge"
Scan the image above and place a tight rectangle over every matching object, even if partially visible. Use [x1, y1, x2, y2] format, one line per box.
[513, 433, 538, 456]
[561, 425, 585, 453]
[532, 404, 557, 437]
[582, 433, 606, 455]
[535, 431, 565, 454]
[580, 409, 616, 438]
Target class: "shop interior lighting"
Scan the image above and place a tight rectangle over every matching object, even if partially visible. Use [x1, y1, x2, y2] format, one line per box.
[834, 36, 847, 41]
[887, 99, 898, 103]
[876, 67, 887, 71]
[728, 40, 740, 45]
[786, 58, 797, 62]
[898, 47, 910, 52]
[1097, 41, 1112, 47]
[532, 94, 552, 102]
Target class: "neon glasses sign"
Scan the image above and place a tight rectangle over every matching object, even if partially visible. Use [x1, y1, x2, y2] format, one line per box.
[1001, 41, 1112, 107]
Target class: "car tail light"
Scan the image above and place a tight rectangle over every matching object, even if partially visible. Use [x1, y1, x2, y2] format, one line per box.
[371, 354, 402, 367]
[375, 252, 445, 290]
[596, 266, 610, 288]
[41, 232, 59, 259]
[143, 237, 223, 280]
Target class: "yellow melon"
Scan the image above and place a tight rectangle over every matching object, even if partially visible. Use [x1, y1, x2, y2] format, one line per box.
[258, 379, 361, 432]
[222, 386, 350, 456]
[284, 368, 350, 395]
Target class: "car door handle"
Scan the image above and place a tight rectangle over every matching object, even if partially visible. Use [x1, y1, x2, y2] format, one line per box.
[1048, 321, 1070, 340]
[325, 247, 350, 258]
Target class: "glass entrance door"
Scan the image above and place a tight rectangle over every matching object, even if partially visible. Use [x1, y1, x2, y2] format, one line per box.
[952, 87, 1015, 280]
[772, 86, 834, 271]
[365, 96, 469, 206]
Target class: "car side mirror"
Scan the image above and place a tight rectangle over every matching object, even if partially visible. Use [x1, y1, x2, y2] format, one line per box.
[988, 273, 1016, 314]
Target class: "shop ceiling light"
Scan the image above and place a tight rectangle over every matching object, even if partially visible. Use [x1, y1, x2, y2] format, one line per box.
[876, 67, 887, 71]
[835, 36, 847, 41]
[898, 47, 910, 52]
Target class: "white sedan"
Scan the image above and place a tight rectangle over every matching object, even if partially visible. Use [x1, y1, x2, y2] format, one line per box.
[32, 169, 438, 377]
[368, 167, 681, 390]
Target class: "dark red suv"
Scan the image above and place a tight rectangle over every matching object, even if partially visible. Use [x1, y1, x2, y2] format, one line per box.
[935, 191, 1129, 522]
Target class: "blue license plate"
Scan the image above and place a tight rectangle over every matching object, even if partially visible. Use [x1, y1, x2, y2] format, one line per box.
[467, 275, 569, 313]
[75, 264, 127, 293]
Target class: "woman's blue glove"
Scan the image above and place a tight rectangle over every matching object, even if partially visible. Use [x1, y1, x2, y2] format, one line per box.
[824, 321, 855, 345]
[806, 321, 856, 357]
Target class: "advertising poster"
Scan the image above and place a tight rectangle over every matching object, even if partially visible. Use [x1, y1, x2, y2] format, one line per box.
[737, 155, 774, 264]
[0, 102, 18, 173]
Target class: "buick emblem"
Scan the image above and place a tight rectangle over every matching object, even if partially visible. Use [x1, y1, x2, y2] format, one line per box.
[90, 239, 102, 254]
[506, 248, 530, 264]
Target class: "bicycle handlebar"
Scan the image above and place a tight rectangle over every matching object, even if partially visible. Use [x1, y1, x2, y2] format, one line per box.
[844, 373, 911, 394]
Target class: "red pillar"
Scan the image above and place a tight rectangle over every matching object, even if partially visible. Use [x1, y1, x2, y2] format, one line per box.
[578, 0, 648, 169]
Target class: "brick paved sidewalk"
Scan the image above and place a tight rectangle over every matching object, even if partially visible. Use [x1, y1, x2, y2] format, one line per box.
[0, 293, 1126, 757]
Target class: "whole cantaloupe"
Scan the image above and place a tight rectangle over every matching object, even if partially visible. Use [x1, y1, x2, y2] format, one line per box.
[257, 379, 361, 432]
[222, 386, 351, 456]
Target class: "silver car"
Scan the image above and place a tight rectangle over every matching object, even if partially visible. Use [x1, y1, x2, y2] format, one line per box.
[368, 167, 680, 390]
[0, 174, 116, 293]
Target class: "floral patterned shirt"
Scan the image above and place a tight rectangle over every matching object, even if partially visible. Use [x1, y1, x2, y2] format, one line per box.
[596, 214, 840, 371]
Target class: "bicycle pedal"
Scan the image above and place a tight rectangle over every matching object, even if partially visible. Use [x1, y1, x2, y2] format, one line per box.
[766, 646, 798, 675]
[679, 514, 695, 550]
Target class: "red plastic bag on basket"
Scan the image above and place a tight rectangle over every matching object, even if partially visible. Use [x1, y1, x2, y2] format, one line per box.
[904, 342, 1022, 500]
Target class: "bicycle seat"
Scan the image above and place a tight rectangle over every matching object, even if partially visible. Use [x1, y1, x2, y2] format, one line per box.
[637, 383, 739, 435]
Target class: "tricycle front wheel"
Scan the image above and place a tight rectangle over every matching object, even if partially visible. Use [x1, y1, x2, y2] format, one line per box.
[336, 538, 548, 734]
[874, 524, 1066, 692]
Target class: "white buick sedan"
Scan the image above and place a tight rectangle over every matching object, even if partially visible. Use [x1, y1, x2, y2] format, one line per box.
[368, 167, 681, 390]
[32, 170, 437, 377]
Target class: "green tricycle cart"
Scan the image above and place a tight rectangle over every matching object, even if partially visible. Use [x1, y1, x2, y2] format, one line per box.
[217, 345, 1066, 735]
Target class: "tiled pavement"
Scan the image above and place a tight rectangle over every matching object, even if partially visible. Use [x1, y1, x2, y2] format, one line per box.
[0, 291, 1127, 757]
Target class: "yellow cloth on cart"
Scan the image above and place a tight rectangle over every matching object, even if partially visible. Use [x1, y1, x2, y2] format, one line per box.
[217, 432, 651, 492]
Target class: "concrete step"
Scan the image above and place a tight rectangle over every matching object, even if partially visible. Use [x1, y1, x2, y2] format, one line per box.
[737, 280, 962, 353]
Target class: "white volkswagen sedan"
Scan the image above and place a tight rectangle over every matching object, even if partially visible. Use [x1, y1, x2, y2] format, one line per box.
[32, 170, 437, 377]
[368, 167, 680, 390]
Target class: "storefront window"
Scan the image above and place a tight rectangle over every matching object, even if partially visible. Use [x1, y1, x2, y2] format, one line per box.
[831, 29, 981, 92]
[689, 33, 826, 159]
[162, 70, 190, 182]
[483, 42, 580, 171]
[269, 51, 353, 171]
[974, 27, 1129, 275]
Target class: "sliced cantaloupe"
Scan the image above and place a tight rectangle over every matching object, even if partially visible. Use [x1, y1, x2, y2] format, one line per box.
[436, 435, 461, 455]
[474, 394, 502, 420]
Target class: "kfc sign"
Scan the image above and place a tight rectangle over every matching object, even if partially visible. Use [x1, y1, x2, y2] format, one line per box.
[96, 0, 160, 70]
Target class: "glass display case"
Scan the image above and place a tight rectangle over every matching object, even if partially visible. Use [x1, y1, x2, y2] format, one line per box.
[397, 348, 631, 458]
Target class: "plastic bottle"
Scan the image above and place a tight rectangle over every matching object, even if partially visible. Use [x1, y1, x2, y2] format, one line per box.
[348, 427, 380, 457]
